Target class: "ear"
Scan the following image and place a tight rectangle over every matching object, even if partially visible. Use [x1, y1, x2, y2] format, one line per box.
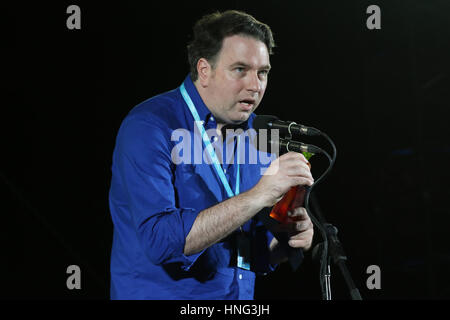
[197, 58, 212, 87]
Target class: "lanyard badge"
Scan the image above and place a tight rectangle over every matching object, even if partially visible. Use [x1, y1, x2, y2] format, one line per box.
[236, 233, 251, 270]
[180, 83, 250, 270]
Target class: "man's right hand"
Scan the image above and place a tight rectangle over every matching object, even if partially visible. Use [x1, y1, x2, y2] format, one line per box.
[251, 152, 314, 208]
[184, 152, 313, 256]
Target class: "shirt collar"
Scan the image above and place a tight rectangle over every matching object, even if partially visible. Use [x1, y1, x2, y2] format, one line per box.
[182, 74, 251, 131]
[182, 74, 214, 126]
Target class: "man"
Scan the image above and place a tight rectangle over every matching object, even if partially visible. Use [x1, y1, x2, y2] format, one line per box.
[109, 10, 314, 300]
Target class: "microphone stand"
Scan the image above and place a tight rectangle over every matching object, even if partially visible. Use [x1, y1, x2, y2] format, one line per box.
[295, 129, 362, 300]
[310, 194, 362, 300]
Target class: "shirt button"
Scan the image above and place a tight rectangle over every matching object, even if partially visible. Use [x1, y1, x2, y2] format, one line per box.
[223, 169, 227, 174]
[210, 116, 214, 122]
[239, 274, 243, 280]
[212, 136, 218, 142]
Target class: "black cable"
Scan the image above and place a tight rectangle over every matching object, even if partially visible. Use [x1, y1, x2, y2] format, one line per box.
[302, 131, 337, 299]
[304, 151, 331, 300]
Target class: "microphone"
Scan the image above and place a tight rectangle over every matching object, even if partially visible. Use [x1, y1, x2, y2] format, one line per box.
[253, 114, 321, 137]
[253, 128, 324, 155]
[278, 138, 324, 155]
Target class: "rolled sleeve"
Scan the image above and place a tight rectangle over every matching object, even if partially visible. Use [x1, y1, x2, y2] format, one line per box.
[114, 114, 203, 268]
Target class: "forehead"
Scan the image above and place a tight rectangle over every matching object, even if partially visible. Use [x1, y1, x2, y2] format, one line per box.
[216, 34, 270, 68]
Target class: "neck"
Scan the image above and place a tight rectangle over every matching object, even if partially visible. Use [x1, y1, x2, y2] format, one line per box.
[193, 79, 227, 131]
[193, 79, 215, 112]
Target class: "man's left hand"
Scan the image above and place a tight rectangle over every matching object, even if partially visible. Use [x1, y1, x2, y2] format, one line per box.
[273, 207, 314, 251]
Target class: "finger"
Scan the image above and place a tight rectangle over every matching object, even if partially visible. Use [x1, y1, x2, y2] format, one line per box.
[275, 217, 307, 234]
[289, 228, 314, 240]
[285, 165, 313, 179]
[291, 176, 314, 187]
[285, 216, 309, 232]
[293, 221, 313, 232]
[289, 152, 309, 164]
[288, 229, 314, 248]
[283, 154, 311, 167]
[282, 153, 311, 170]
[288, 238, 312, 249]
[284, 152, 306, 161]
[288, 207, 309, 220]
[281, 157, 312, 180]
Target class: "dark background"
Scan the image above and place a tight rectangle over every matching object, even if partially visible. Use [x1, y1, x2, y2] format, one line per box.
[3, 0, 450, 300]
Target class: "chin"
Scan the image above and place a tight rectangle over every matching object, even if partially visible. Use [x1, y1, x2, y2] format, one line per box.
[231, 113, 251, 124]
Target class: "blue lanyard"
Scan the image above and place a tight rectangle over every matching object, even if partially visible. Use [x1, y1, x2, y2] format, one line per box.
[180, 83, 240, 198]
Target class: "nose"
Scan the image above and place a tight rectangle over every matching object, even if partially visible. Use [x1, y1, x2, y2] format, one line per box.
[246, 71, 262, 94]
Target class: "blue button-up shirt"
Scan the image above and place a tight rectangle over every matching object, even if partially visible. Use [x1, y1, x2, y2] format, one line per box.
[109, 74, 276, 300]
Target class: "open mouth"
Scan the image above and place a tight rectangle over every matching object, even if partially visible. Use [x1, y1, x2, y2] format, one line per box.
[239, 99, 256, 110]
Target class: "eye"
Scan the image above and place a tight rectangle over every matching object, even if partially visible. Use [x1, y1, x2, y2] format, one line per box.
[235, 67, 245, 73]
[257, 70, 269, 80]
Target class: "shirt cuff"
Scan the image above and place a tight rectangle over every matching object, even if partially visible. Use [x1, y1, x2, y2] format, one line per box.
[179, 208, 206, 271]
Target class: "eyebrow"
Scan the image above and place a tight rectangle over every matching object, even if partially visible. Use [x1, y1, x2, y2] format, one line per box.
[230, 61, 271, 71]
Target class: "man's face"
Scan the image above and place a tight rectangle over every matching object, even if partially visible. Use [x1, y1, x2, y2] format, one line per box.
[201, 35, 271, 125]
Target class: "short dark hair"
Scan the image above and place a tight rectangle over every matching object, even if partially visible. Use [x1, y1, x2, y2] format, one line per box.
[187, 10, 275, 81]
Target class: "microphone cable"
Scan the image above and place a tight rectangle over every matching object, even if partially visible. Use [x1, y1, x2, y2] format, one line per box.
[300, 130, 337, 300]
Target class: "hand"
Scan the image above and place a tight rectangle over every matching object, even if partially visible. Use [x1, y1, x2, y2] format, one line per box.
[252, 152, 314, 208]
[272, 207, 314, 251]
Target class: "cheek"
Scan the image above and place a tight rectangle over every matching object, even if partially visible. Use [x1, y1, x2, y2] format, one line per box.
[259, 88, 266, 100]
[232, 81, 246, 94]
[255, 87, 266, 105]
[260, 81, 268, 95]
